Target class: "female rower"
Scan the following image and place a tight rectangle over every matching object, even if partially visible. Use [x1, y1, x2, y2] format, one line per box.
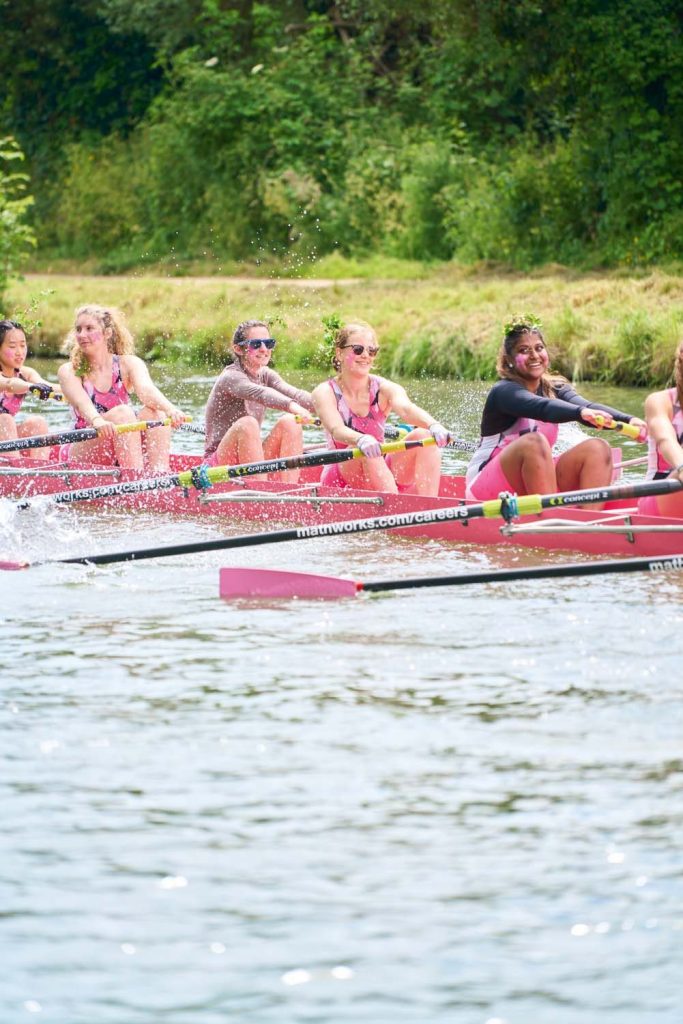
[637, 339, 683, 517]
[466, 316, 646, 502]
[203, 319, 315, 483]
[312, 321, 449, 495]
[58, 304, 186, 471]
[0, 318, 59, 461]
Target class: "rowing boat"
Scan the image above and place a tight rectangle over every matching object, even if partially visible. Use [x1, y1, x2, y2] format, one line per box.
[2, 450, 682, 558]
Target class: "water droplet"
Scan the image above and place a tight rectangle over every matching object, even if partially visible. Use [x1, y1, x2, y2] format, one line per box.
[281, 969, 311, 986]
[159, 875, 188, 890]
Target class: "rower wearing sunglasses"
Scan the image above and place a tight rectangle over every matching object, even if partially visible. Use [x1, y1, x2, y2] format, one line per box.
[312, 321, 449, 495]
[203, 319, 316, 482]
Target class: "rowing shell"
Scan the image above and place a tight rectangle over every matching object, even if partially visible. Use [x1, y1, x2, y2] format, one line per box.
[1, 453, 682, 558]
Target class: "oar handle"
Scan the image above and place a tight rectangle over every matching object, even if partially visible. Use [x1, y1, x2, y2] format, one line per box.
[0, 415, 180, 453]
[27, 385, 64, 402]
[589, 414, 644, 441]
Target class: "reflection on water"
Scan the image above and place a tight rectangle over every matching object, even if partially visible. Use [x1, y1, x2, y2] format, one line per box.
[1, 377, 681, 1023]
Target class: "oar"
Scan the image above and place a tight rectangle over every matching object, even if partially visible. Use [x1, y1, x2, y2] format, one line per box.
[294, 415, 477, 451]
[589, 415, 644, 441]
[2, 476, 681, 571]
[0, 417, 177, 454]
[13, 437, 441, 510]
[27, 385, 64, 402]
[219, 552, 683, 599]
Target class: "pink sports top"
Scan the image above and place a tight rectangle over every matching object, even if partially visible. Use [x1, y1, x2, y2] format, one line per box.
[73, 355, 130, 429]
[0, 370, 26, 417]
[646, 387, 683, 479]
[324, 377, 386, 448]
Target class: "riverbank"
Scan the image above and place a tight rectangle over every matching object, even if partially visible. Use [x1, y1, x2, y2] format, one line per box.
[6, 264, 683, 385]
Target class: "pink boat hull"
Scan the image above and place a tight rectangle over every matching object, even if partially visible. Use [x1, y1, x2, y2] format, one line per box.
[2, 453, 682, 558]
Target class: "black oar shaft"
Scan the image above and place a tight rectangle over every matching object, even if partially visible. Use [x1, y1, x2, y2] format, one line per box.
[0, 418, 170, 454]
[361, 553, 683, 592]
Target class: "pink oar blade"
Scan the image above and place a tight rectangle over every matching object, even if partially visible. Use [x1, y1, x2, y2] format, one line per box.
[0, 559, 29, 571]
[219, 567, 359, 600]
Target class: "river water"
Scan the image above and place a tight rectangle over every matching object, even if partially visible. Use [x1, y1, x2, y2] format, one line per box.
[1, 371, 682, 1024]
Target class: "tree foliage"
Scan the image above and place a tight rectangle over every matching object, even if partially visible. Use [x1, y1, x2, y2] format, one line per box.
[1, 0, 681, 269]
[0, 138, 36, 305]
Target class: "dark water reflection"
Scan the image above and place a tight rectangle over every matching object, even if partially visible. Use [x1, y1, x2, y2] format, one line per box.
[1, 375, 681, 1023]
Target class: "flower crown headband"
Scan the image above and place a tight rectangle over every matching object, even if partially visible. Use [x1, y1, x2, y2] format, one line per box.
[322, 313, 343, 346]
[503, 313, 543, 337]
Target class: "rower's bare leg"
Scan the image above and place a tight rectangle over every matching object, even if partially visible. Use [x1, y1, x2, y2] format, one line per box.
[391, 428, 441, 496]
[338, 455, 399, 492]
[0, 412, 17, 444]
[498, 433, 556, 494]
[139, 404, 171, 474]
[556, 438, 612, 508]
[16, 415, 51, 461]
[69, 405, 143, 468]
[213, 416, 265, 476]
[263, 414, 304, 483]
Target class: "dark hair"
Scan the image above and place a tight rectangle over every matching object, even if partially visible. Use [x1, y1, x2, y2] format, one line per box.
[0, 319, 25, 344]
[496, 324, 565, 398]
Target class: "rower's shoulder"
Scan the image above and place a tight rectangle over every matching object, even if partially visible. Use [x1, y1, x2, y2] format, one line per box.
[645, 386, 674, 413]
[486, 378, 523, 402]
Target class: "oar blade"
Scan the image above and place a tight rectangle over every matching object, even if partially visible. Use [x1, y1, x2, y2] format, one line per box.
[219, 567, 359, 600]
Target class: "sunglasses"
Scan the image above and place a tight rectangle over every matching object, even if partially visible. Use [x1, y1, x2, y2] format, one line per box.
[239, 337, 277, 350]
[341, 344, 380, 357]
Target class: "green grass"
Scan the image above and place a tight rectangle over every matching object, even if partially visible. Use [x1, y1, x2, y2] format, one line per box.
[5, 261, 683, 386]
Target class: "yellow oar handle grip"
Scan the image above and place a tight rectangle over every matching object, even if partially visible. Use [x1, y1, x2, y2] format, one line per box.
[589, 415, 643, 441]
[109, 416, 191, 435]
[351, 437, 438, 459]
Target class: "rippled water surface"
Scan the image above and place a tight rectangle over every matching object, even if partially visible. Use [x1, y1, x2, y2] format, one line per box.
[1, 375, 682, 1024]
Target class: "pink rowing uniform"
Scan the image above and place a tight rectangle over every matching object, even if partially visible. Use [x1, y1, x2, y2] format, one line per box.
[320, 376, 387, 488]
[466, 418, 558, 500]
[0, 370, 27, 417]
[639, 386, 683, 516]
[72, 355, 130, 429]
[645, 387, 683, 480]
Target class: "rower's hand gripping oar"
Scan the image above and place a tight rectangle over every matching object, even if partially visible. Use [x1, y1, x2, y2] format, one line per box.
[219, 553, 683, 599]
[2, 475, 682, 571]
[27, 383, 64, 402]
[583, 412, 646, 442]
[0, 417, 187, 454]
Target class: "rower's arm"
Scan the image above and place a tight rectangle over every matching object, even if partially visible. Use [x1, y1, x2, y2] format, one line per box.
[645, 390, 683, 475]
[122, 355, 184, 422]
[312, 382, 362, 447]
[58, 363, 102, 425]
[0, 372, 26, 394]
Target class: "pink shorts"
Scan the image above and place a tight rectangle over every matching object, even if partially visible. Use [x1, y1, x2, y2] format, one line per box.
[203, 450, 219, 468]
[467, 453, 561, 500]
[637, 495, 661, 517]
[467, 455, 514, 501]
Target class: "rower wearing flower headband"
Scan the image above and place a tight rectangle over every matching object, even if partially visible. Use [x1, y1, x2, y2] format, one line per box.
[203, 319, 315, 483]
[466, 314, 646, 505]
[312, 319, 449, 496]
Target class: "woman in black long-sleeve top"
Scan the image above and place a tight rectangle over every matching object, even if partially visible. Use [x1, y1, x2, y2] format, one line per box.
[466, 317, 646, 501]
